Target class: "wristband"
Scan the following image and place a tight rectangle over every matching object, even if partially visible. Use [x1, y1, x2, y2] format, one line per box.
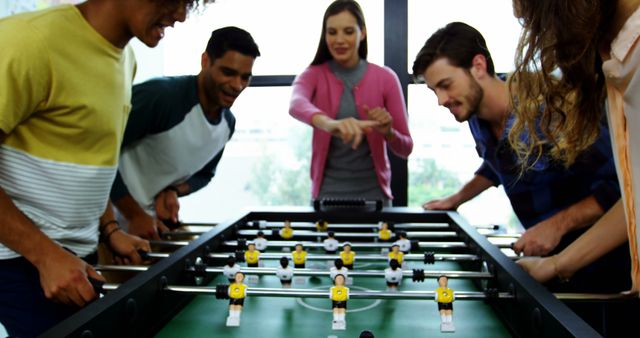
[100, 225, 122, 243]
[99, 220, 119, 233]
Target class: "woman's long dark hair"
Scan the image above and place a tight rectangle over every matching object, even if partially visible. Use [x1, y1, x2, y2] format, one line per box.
[311, 0, 368, 65]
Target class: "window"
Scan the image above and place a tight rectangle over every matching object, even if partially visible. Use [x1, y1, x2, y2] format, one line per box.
[133, 0, 384, 82]
[134, 0, 385, 222]
[1, 0, 523, 231]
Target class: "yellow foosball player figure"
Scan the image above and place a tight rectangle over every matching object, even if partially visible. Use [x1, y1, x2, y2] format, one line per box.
[316, 219, 329, 232]
[254, 230, 268, 251]
[330, 274, 349, 330]
[388, 243, 404, 265]
[435, 275, 455, 332]
[244, 243, 260, 267]
[378, 222, 392, 241]
[226, 272, 247, 327]
[280, 220, 294, 239]
[292, 243, 308, 268]
[340, 242, 356, 270]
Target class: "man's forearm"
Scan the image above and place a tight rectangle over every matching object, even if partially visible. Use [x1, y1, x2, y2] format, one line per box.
[113, 194, 146, 221]
[0, 187, 61, 266]
[548, 195, 605, 235]
[453, 175, 495, 205]
[556, 199, 627, 277]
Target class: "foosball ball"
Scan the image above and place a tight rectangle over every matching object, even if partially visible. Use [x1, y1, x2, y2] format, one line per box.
[41, 206, 634, 338]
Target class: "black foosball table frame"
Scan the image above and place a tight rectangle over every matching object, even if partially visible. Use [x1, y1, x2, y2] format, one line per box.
[42, 207, 613, 338]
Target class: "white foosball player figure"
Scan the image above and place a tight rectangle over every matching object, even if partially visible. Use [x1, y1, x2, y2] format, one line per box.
[223, 255, 241, 283]
[254, 230, 268, 251]
[384, 259, 403, 291]
[276, 256, 293, 288]
[323, 231, 340, 254]
[330, 258, 352, 285]
[396, 231, 411, 253]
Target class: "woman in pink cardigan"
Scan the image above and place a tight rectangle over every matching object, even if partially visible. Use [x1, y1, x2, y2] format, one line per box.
[289, 0, 413, 205]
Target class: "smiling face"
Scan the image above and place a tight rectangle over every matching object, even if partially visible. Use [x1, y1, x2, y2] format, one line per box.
[424, 58, 484, 123]
[201, 50, 255, 110]
[325, 10, 366, 68]
[123, 0, 188, 47]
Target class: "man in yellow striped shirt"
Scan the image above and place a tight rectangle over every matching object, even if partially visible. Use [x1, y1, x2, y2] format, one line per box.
[0, 1, 205, 336]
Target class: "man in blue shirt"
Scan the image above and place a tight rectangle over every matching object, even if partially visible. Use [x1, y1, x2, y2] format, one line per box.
[412, 22, 629, 292]
[110, 27, 260, 239]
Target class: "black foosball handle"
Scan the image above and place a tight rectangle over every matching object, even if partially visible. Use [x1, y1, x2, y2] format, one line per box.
[89, 277, 105, 295]
[313, 198, 383, 212]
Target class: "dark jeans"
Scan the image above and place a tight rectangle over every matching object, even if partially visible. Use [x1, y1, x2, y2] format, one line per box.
[0, 252, 97, 338]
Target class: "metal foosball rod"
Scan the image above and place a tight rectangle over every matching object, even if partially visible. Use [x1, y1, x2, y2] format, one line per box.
[149, 240, 515, 250]
[94, 265, 493, 279]
[207, 252, 483, 262]
[237, 229, 460, 239]
[96, 282, 636, 301]
[160, 227, 453, 239]
[123, 251, 526, 263]
[246, 221, 508, 232]
[217, 240, 513, 250]
[150, 240, 469, 249]
[160, 229, 521, 240]
[96, 282, 509, 300]
[246, 221, 452, 230]
[179, 286, 512, 300]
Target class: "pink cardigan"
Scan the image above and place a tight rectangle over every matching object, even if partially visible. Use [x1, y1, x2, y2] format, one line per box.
[289, 62, 413, 199]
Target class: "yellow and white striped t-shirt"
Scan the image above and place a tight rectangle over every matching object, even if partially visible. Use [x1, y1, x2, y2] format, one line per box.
[0, 5, 136, 259]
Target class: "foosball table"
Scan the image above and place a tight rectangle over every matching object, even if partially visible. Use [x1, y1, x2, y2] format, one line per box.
[42, 206, 628, 338]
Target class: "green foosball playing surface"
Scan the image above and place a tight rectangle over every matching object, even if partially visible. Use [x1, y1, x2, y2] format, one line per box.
[156, 260, 511, 338]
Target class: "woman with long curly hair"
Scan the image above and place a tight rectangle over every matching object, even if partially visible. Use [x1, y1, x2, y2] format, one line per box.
[511, 0, 640, 293]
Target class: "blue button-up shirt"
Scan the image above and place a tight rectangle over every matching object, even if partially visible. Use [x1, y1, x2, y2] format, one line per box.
[469, 114, 620, 229]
